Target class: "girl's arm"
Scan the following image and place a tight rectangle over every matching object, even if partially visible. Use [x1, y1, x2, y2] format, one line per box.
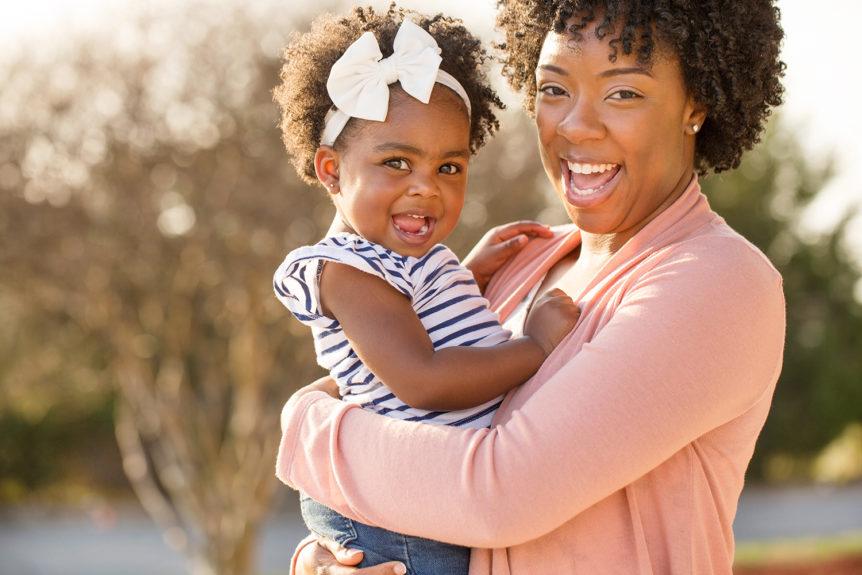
[278, 240, 786, 548]
[319, 261, 577, 411]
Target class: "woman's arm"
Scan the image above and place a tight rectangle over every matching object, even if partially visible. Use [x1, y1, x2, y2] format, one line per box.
[278, 241, 785, 548]
[320, 261, 577, 411]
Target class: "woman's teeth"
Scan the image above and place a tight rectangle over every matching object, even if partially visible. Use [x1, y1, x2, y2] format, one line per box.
[562, 159, 622, 200]
[567, 161, 618, 175]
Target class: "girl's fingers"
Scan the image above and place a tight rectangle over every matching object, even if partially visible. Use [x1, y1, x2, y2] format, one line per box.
[493, 221, 553, 241]
[507, 234, 529, 250]
[487, 235, 528, 260]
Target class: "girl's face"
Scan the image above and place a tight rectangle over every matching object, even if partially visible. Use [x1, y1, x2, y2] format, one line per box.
[534, 22, 705, 248]
[319, 85, 471, 258]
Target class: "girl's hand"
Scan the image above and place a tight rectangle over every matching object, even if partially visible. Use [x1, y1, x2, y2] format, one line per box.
[523, 288, 580, 356]
[295, 536, 407, 575]
[463, 221, 554, 293]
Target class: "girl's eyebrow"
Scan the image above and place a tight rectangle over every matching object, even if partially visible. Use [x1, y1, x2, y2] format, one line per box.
[374, 142, 423, 154]
[374, 142, 469, 159]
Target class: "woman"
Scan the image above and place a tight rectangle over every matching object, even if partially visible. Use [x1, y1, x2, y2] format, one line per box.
[282, 1, 786, 573]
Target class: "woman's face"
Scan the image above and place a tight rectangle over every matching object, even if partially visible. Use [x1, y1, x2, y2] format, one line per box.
[535, 22, 704, 245]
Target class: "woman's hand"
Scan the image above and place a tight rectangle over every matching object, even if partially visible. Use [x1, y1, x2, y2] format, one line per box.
[281, 376, 340, 432]
[295, 536, 407, 575]
[463, 221, 554, 293]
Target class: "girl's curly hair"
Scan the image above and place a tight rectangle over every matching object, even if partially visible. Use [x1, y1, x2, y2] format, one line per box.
[274, 4, 504, 186]
[495, 0, 785, 173]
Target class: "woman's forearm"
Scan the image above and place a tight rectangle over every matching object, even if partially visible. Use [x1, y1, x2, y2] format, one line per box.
[278, 248, 785, 548]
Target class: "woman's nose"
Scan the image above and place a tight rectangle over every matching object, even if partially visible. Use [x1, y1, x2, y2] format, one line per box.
[557, 97, 605, 143]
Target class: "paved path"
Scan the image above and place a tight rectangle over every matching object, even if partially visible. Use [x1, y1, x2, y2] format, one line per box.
[1, 483, 861, 575]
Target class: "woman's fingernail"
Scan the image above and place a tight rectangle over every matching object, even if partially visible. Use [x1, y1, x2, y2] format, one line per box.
[346, 548, 362, 557]
[393, 563, 407, 574]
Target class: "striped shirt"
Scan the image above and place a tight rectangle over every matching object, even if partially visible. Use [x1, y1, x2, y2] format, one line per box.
[273, 233, 511, 428]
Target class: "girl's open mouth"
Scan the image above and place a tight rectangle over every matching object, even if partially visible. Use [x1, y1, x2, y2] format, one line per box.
[392, 213, 436, 245]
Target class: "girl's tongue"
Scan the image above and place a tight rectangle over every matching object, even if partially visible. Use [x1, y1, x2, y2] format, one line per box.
[392, 214, 428, 234]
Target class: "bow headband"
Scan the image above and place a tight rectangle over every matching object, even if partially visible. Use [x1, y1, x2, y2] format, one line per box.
[320, 20, 472, 146]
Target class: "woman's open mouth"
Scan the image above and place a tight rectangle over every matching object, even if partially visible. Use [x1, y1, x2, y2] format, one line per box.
[391, 213, 437, 246]
[560, 160, 622, 208]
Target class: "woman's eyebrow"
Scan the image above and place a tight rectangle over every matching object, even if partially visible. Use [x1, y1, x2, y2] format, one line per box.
[537, 64, 569, 76]
[598, 66, 653, 78]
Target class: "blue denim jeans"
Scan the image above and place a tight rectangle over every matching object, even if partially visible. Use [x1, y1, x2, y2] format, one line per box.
[300, 493, 470, 575]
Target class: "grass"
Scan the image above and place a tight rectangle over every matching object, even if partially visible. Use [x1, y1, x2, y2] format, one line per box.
[734, 532, 862, 567]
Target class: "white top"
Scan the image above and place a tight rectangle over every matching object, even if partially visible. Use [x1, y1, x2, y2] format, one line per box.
[273, 233, 512, 428]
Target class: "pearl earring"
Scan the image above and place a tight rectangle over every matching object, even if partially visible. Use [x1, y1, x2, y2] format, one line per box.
[692, 124, 700, 134]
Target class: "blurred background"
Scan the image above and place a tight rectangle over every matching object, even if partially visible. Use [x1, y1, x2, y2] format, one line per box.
[0, 0, 860, 574]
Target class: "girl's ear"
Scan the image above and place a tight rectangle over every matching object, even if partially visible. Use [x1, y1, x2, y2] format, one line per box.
[314, 146, 341, 194]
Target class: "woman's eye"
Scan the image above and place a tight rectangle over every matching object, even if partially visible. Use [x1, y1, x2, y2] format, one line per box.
[439, 163, 461, 175]
[609, 89, 641, 101]
[384, 158, 409, 170]
[539, 84, 567, 97]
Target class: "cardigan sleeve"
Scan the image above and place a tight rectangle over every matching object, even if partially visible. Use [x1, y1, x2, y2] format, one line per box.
[276, 239, 786, 548]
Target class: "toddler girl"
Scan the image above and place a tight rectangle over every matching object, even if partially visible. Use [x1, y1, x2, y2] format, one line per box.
[272, 6, 579, 574]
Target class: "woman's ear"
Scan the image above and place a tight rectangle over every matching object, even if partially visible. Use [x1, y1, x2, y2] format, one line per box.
[314, 146, 341, 194]
[684, 99, 708, 136]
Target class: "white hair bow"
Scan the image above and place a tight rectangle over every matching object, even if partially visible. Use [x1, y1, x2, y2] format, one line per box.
[320, 20, 472, 146]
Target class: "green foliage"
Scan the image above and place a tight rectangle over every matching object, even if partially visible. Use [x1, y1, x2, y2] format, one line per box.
[701, 122, 862, 480]
[0, 399, 119, 502]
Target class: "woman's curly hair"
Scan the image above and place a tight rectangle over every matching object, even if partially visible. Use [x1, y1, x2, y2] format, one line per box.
[496, 0, 785, 173]
[274, 4, 504, 186]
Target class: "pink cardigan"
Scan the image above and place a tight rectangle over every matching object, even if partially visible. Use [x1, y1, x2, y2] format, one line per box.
[277, 178, 786, 574]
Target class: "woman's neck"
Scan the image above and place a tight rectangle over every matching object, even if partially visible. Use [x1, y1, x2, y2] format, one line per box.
[577, 169, 695, 265]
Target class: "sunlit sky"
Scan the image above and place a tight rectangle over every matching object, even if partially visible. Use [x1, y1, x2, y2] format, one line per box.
[2, 0, 860, 245]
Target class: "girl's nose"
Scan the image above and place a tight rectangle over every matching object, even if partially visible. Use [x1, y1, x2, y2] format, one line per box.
[406, 173, 440, 198]
[557, 97, 606, 143]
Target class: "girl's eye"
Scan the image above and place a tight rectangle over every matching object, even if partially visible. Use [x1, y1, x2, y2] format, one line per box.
[539, 84, 567, 97]
[439, 163, 462, 175]
[609, 89, 641, 101]
[384, 158, 409, 170]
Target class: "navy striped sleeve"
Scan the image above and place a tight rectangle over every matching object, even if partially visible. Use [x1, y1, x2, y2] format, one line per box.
[273, 233, 415, 329]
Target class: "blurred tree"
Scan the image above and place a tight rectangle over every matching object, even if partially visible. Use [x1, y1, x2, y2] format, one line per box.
[0, 1, 551, 572]
[700, 123, 862, 481]
[0, 2, 336, 573]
